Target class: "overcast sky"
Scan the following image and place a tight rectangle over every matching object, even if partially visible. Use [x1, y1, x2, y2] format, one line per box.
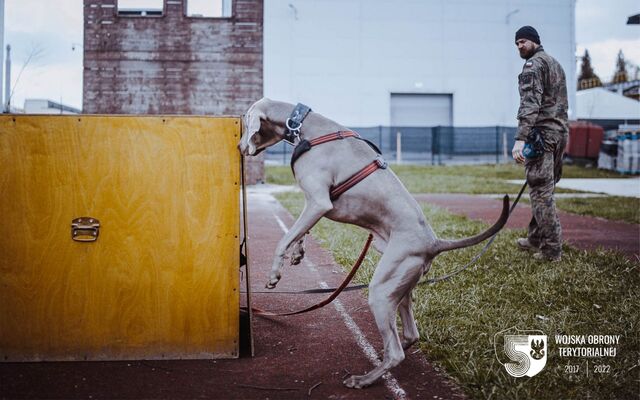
[3, 0, 639, 111]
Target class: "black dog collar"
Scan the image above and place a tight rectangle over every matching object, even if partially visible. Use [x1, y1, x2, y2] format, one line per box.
[284, 103, 312, 145]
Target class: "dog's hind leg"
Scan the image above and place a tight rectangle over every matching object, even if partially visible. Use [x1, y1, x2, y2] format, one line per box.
[399, 292, 419, 350]
[399, 260, 430, 350]
[344, 247, 423, 389]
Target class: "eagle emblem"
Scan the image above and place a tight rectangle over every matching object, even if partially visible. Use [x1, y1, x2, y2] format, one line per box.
[530, 338, 545, 360]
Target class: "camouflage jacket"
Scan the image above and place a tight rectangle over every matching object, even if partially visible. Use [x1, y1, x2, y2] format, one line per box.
[516, 47, 569, 147]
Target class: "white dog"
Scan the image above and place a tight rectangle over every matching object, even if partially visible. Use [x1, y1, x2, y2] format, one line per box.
[238, 98, 509, 388]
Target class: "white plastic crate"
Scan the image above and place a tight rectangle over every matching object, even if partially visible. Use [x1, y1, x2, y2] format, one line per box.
[616, 132, 640, 174]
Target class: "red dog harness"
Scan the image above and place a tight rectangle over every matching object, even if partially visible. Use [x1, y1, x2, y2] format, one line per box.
[290, 130, 388, 201]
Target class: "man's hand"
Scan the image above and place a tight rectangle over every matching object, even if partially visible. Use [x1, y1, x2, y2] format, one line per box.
[512, 140, 525, 164]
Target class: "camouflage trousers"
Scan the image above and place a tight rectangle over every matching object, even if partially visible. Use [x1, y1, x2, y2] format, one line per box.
[524, 137, 567, 258]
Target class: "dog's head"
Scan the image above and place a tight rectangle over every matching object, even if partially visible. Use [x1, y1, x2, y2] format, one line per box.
[238, 98, 285, 156]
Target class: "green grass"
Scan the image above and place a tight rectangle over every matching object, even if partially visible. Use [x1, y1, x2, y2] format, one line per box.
[555, 196, 640, 225]
[266, 164, 639, 223]
[275, 191, 639, 400]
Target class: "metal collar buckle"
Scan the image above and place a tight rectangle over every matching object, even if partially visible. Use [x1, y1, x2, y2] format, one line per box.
[286, 118, 302, 133]
[375, 156, 388, 169]
[284, 103, 312, 146]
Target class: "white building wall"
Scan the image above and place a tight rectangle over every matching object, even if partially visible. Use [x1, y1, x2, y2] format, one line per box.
[24, 99, 80, 114]
[264, 0, 576, 127]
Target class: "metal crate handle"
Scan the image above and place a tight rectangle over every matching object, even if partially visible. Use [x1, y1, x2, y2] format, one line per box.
[71, 217, 100, 242]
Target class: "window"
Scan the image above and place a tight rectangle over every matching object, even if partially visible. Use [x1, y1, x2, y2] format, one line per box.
[117, 0, 163, 16]
[186, 0, 232, 18]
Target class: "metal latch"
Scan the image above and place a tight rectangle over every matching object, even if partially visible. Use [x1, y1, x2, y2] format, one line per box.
[71, 217, 100, 242]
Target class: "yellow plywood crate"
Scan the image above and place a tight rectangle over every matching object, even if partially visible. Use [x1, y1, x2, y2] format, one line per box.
[0, 115, 240, 361]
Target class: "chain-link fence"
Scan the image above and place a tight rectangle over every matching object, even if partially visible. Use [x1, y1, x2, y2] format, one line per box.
[265, 126, 518, 165]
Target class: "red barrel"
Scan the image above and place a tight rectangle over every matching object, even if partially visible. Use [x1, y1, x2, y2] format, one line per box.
[566, 122, 604, 158]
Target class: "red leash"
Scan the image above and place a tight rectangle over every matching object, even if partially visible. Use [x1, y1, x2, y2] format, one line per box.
[251, 234, 373, 317]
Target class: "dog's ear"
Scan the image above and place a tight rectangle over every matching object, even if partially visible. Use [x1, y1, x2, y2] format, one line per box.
[242, 106, 266, 155]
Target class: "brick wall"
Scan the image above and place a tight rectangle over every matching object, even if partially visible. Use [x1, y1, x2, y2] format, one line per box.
[83, 0, 264, 183]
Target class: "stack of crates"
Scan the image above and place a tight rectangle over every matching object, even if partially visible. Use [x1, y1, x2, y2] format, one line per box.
[616, 125, 640, 174]
[597, 139, 618, 171]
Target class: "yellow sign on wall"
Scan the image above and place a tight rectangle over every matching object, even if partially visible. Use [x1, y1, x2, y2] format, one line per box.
[0, 115, 240, 361]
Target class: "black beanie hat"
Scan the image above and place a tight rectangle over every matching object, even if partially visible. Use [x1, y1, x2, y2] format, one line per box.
[515, 26, 541, 45]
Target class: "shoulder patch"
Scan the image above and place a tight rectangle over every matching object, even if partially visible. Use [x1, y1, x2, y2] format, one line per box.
[520, 72, 534, 85]
[518, 71, 535, 90]
[525, 61, 533, 67]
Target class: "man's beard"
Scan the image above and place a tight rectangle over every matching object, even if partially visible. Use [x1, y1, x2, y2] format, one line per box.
[519, 48, 534, 59]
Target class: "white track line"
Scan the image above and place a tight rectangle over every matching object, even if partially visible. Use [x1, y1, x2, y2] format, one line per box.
[272, 211, 407, 400]
[273, 213, 290, 235]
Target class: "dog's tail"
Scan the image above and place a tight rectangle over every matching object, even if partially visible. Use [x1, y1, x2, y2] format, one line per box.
[433, 195, 510, 254]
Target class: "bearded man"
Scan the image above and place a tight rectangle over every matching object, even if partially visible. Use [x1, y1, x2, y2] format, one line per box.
[511, 25, 569, 262]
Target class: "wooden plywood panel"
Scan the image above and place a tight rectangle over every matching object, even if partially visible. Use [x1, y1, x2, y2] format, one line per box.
[0, 115, 240, 361]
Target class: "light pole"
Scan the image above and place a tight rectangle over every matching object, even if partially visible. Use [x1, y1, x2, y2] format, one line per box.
[0, 0, 4, 109]
[4, 44, 10, 112]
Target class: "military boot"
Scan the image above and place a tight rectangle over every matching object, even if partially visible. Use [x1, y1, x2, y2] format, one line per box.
[533, 252, 561, 263]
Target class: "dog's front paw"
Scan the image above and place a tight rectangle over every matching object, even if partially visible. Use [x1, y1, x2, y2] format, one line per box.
[265, 273, 281, 289]
[290, 250, 304, 266]
[290, 238, 306, 266]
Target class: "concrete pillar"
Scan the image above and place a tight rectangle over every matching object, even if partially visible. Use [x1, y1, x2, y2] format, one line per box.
[396, 131, 402, 164]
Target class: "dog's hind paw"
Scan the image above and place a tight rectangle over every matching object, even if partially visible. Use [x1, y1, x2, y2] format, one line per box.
[343, 375, 367, 389]
[402, 338, 418, 350]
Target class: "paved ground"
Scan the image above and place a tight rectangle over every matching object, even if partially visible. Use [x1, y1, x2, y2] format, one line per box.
[414, 193, 640, 261]
[508, 178, 640, 198]
[0, 189, 465, 400]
